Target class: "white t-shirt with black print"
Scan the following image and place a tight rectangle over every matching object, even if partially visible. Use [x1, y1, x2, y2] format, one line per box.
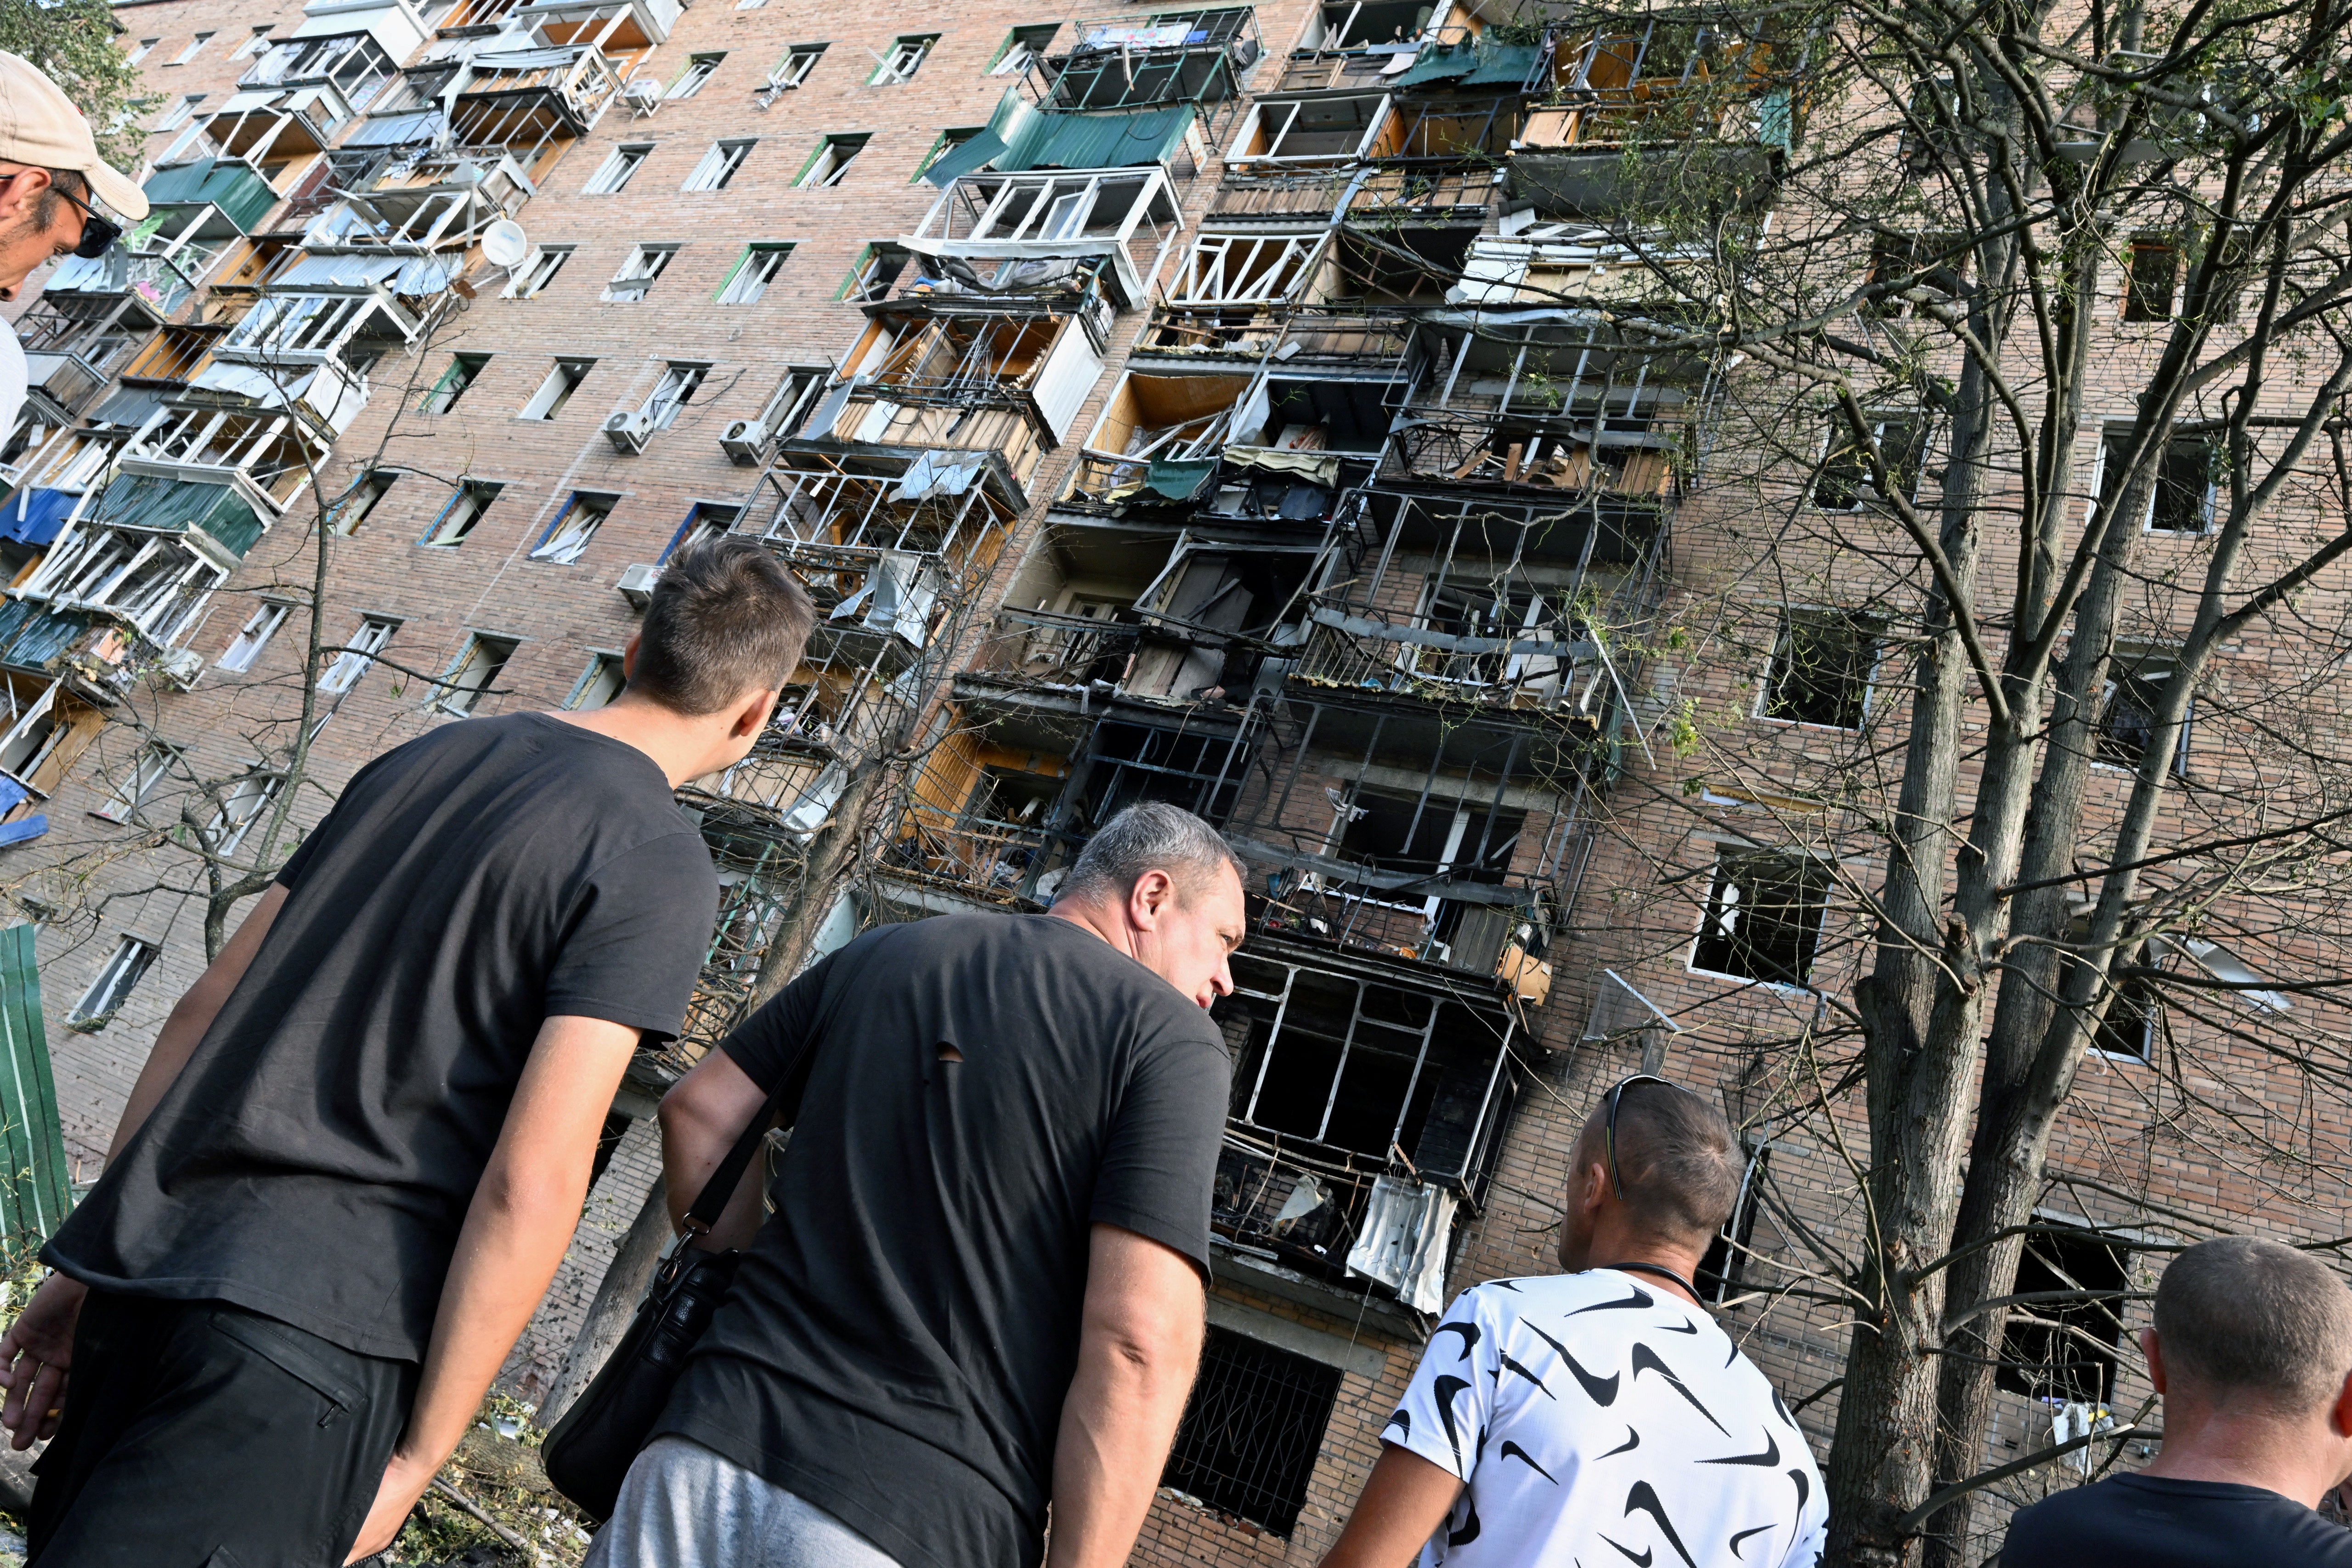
[1387, 1269, 1828, 1568]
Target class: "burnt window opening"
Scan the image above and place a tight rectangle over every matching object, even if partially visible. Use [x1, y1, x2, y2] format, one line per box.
[2125, 239, 2178, 322]
[2097, 432, 2215, 535]
[1221, 953, 1513, 1177]
[1815, 417, 1926, 509]
[1692, 849, 1831, 987]
[1997, 1226, 2127, 1404]
[1079, 721, 1248, 828]
[2059, 928, 2159, 1062]
[1696, 1146, 1770, 1304]
[1163, 1328, 1340, 1538]
[2094, 654, 2189, 776]
[1762, 609, 1877, 729]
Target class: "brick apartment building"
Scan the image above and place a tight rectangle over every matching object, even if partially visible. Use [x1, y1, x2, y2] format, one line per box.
[0, 0, 2345, 1562]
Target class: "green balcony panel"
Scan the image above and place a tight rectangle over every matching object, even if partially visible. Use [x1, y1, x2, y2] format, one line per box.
[141, 158, 281, 234]
[95, 473, 267, 559]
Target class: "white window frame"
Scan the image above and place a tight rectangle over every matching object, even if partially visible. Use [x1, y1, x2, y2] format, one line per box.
[530, 493, 615, 564]
[69, 935, 158, 1022]
[1755, 607, 1879, 731]
[643, 362, 709, 429]
[207, 770, 284, 855]
[716, 244, 791, 305]
[231, 26, 274, 60]
[583, 144, 652, 195]
[1813, 416, 1923, 512]
[991, 25, 1057, 75]
[319, 615, 397, 692]
[1686, 844, 1833, 993]
[128, 39, 159, 65]
[156, 95, 205, 132]
[604, 244, 679, 301]
[1226, 94, 1391, 167]
[504, 244, 576, 299]
[682, 139, 755, 193]
[667, 53, 725, 99]
[434, 634, 518, 716]
[171, 32, 215, 65]
[519, 358, 594, 420]
[871, 34, 936, 85]
[217, 600, 292, 672]
[797, 135, 866, 189]
[92, 742, 178, 825]
[2092, 428, 2216, 536]
[759, 366, 831, 436]
[770, 45, 826, 88]
[1169, 231, 1326, 304]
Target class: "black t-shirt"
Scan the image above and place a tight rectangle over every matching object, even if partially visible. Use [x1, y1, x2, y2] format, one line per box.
[47, 713, 718, 1361]
[656, 911, 1231, 1568]
[2002, 1473, 2352, 1565]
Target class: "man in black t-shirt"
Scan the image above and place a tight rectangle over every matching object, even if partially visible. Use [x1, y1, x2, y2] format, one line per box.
[0, 541, 812, 1568]
[2001, 1235, 2352, 1567]
[589, 802, 1247, 1568]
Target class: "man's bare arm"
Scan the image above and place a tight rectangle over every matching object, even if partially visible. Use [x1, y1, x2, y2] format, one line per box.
[343, 1013, 639, 1562]
[1045, 1224, 1206, 1568]
[658, 1047, 773, 1251]
[1315, 1444, 1464, 1568]
[0, 883, 288, 1447]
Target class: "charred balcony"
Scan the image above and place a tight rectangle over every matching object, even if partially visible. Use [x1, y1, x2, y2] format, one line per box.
[1058, 368, 1394, 510]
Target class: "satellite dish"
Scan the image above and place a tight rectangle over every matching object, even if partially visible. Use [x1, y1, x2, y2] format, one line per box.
[481, 220, 529, 268]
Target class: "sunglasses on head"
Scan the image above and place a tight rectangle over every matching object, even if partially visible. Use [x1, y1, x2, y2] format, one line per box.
[2, 172, 121, 259]
[1601, 1072, 1695, 1200]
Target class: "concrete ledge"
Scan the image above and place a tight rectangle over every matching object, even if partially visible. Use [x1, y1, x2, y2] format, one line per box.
[1206, 1296, 1389, 1381]
[1211, 1240, 1426, 1345]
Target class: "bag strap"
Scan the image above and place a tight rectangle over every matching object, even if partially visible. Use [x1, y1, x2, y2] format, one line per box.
[679, 1035, 819, 1240]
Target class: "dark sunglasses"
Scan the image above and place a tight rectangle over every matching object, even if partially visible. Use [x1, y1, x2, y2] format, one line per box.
[3, 172, 121, 259]
[1602, 1072, 1693, 1200]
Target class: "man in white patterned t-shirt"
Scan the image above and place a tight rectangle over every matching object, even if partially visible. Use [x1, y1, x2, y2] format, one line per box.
[1318, 1076, 1828, 1568]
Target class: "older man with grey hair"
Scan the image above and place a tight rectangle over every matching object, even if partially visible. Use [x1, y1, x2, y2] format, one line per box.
[605, 802, 1248, 1568]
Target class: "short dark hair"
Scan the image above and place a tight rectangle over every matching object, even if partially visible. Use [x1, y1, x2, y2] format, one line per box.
[2155, 1236, 2352, 1415]
[628, 539, 812, 715]
[1592, 1081, 1742, 1246]
[1057, 802, 1246, 907]
[32, 168, 85, 233]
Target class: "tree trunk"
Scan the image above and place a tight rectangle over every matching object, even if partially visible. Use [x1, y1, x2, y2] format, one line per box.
[537, 1178, 672, 1428]
[744, 754, 887, 1016]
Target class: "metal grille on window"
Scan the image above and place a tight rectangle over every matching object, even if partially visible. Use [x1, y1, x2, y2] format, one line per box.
[1162, 1328, 1340, 1538]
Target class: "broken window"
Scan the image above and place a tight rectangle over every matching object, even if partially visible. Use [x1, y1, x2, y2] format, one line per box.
[2059, 928, 2159, 1062]
[208, 770, 285, 854]
[841, 244, 907, 303]
[530, 493, 615, 564]
[70, 936, 158, 1023]
[667, 52, 726, 99]
[799, 134, 869, 189]
[1229, 94, 1390, 164]
[2150, 438, 2216, 534]
[1696, 1146, 1770, 1304]
[2124, 237, 2178, 321]
[769, 44, 826, 89]
[330, 470, 397, 535]
[435, 634, 518, 716]
[520, 359, 594, 420]
[173, 32, 215, 65]
[156, 95, 206, 132]
[1998, 1225, 2126, 1403]
[605, 245, 680, 302]
[1161, 1329, 1340, 1539]
[583, 144, 652, 195]
[1081, 720, 1247, 827]
[871, 34, 936, 85]
[1762, 609, 1876, 729]
[129, 38, 158, 64]
[319, 616, 397, 693]
[217, 600, 291, 672]
[666, 502, 740, 559]
[683, 139, 756, 192]
[991, 24, 1058, 75]
[916, 129, 984, 181]
[2094, 651, 2189, 775]
[759, 366, 831, 436]
[644, 362, 709, 429]
[568, 652, 626, 710]
[1692, 848, 1831, 986]
[717, 243, 792, 305]
[232, 26, 273, 59]
[1815, 416, 1925, 509]
[1168, 232, 1323, 305]
[424, 481, 501, 547]
[506, 244, 575, 299]
[419, 352, 489, 414]
[93, 742, 178, 825]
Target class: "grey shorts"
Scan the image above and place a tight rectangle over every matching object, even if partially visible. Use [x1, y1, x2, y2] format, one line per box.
[584, 1435, 903, 1568]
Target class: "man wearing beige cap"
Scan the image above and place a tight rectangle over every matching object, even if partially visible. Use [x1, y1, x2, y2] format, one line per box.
[0, 49, 150, 439]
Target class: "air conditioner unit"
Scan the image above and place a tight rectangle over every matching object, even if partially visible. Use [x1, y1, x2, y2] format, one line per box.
[602, 408, 652, 454]
[158, 647, 204, 690]
[719, 418, 769, 466]
[616, 562, 662, 609]
[622, 77, 662, 115]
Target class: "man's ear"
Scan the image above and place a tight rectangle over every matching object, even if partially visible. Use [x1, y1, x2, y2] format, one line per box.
[731, 685, 779, 739]
[1127, 868, 1176, 931]
[2142, 1328, 2168, 1396]
[2331, 1364, 2352, 1442]
[0, 169, 49, 226]
[620, 631, 641, 681]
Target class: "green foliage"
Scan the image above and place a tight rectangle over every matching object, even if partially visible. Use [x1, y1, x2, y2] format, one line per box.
[0, 0, 145, 168]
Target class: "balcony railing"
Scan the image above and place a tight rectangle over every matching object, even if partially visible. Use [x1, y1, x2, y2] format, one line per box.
[1141, 306, 1414, 369]
[22, 352, 108, 416]
[961, 607, 1143, 691]
[1023, 8, 1260, 117]
[238, 31, 397, 108]
[450, 44, 625, 138]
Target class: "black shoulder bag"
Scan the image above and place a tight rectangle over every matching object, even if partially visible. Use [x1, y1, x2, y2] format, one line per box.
[542, 1047, 811, 1521]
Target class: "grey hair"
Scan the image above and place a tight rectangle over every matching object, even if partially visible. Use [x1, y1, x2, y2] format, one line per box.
[2156, 1236, 2352, 1415]
[1057, 803, 1247, 906]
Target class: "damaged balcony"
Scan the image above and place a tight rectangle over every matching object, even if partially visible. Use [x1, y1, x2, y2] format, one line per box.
[0, 669, 107, 840]
[446, 40, 627, 143]
[118, 326, 228, 392]
[237, 29, 400, 107]
[901, 166, 1187, 313]
[1210, 939, 1522, 1318]
[1515, 15, 1793, 215]
[1019, 9, 1260, 138]
[117, 405, 329, 514]
[39, 217, 225, 327]
[301, 155, 535, 254]
[159, 95, 350, 194]
[1059, 368, 1396, 508]
[666, 793, 812, 1060]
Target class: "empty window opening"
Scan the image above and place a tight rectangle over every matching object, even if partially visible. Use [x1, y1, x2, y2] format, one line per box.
[584, 144, 652, 194]
[531, 492, 616, 564]
[507, 244, 575, 299]
[172, 33, 215, 65]
[684, 139, 756, 192]
[436, 634, 519, 716]
[770, 44, 826, 88]
[424, 481, 502, 547]
[521, 359, 594, 420]
[2094, 431, 2215, 535]
[1998, 1226, 2126, 1404]
[156, 95, 206, 132]
[2125, 238, 2178, 322]
[871, 34, 937, 85]
[319, 616, 397, 693]
[605, 244, 680, 302]
[1815, 417, 1925, 509]
[331, 470, 397, 535]
[208, 771, 285, 855]
[798, 134, 869, 189]
[840, 243, 907, 302]
[992, 25, 1058, 75]
[2094, 652, 2188, 776]
[231, 25, 274, 59]
[1083, 721, 1245, 827]
[759, 366, 831, 436]
[668, 52, 726, 98]
[916, 128, 984, 181]
[70, 936, 158, 1023]
[2060, 929, 2160, 1062]
[217, 600, 292, 672]
[645, 362, 709, 429]
[1692, 849, 1831, 987]
[1762, 610, 1876, 729]
[93, 743, 177, 825]
[420, 353, 489, 414]
[666, 502, 741, 560]
[128, 39, 159, 64]
[569, 652, 626, 709]
[1161, 1329, 1340, 1539]
[717, 243, 792, 304]
[1697, 1146, 1772, 1304]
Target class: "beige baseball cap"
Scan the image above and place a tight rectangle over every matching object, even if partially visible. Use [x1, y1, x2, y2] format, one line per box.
[0, 50, 148, 221]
